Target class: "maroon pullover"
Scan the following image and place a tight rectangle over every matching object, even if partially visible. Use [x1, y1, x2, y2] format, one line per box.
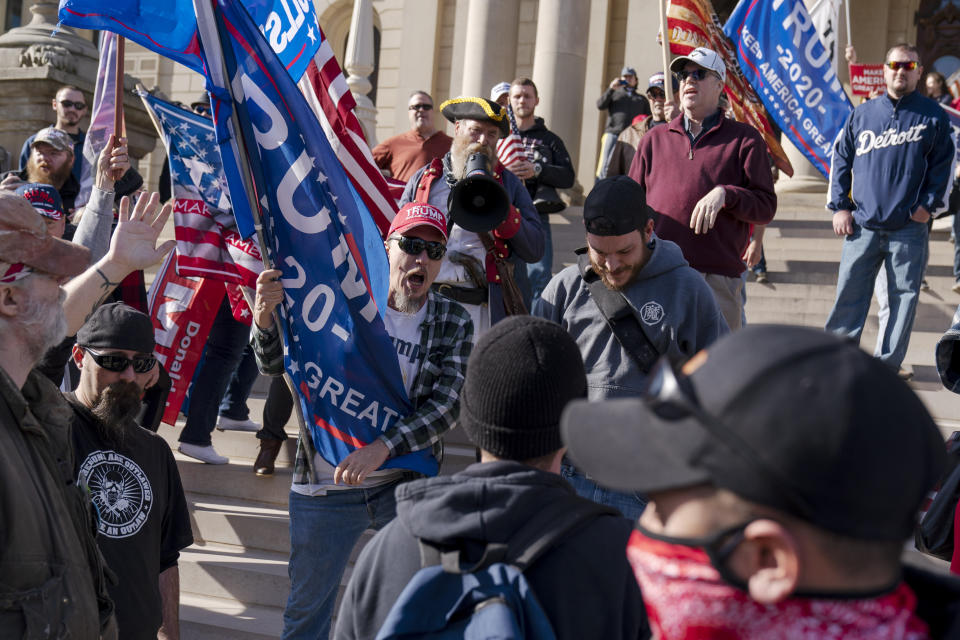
[628, 113, 776, 277]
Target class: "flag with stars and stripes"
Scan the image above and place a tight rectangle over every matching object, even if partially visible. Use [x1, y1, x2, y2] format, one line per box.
[496, 104, 529, 170]
[196, 0, 436, 477]
[139, 90, 263, 288]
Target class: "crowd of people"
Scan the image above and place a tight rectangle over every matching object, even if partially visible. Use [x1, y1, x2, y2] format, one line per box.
[1, 38, 959, 640]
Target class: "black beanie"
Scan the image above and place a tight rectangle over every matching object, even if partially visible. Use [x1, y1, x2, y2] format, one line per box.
[461, 315, 587, 460]
[76, 302, 155, 353]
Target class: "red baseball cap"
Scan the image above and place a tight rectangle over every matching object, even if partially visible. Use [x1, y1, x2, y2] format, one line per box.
[388, 202, 448, 240]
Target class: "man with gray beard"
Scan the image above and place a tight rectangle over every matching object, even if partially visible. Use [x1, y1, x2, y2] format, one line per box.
[66, 303, 192, 640]
[0, 188, 175, 639]
[400, 96, 543, 337]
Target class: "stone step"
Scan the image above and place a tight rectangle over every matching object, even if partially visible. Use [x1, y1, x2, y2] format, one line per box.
[187, 492, 289, 553]
[180, 593, 282, 640]
[179, 542, 289, 610]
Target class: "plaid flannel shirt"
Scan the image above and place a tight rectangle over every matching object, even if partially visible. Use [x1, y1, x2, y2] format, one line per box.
[252, 290, 474, 485]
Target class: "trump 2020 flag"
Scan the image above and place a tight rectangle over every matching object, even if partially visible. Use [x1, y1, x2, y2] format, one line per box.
[197, 0, 435, 476]
[59, 0, 320, 80]
[139, 91, 262, 287]
[724, 0, 853, 177]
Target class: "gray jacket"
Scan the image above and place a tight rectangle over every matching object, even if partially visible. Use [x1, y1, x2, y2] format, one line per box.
[534, 236, 728, 399]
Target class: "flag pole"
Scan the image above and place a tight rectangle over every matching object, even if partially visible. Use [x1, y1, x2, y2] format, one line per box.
[114, 36, 125, 138]
[843, 0, 851, 52]
[659, 0, 674, 104]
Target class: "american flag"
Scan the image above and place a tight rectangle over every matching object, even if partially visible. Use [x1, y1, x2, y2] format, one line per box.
[496, 104, 529, 170]
[138, 90, 262, 288]
[297, 33, 397, 237]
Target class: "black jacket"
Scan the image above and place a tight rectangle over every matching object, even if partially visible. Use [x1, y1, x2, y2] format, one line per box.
[517, 117, 576, 207]
[333, 461, 649, 640]
[597, 87, 651, 135]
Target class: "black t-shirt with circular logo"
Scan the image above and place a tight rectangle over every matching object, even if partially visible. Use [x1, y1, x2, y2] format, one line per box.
[66, 394, 193, 640]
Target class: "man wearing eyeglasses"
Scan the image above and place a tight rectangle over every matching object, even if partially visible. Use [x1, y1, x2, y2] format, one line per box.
[826, 43, 955, 378]
[11, 86, 143, 212]
[17, 86, 88, 183]
[608, 72, 679, 177]
[251, 201, 473, 639]
[66, 303, 193, 640]
[628, 47, 777, 331]
[372, 91, 453, 183]
[563, 325, 959, 639]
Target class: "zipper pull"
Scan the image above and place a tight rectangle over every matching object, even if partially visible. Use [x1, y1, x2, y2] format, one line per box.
[688, 147, 693, 160]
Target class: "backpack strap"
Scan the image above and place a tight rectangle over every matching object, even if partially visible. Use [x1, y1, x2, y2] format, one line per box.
[576, 250, 661, 374]
[418, 496, 616, 574]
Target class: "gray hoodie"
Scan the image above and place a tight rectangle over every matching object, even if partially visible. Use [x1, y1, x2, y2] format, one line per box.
[333, 461, 648, 640]
[535, 236, 728, 399]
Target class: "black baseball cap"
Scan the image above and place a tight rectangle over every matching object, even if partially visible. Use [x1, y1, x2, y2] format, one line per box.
[77, 302, 155, 354]
[561, 325, 946, 540]
[583, 176, 656, 236]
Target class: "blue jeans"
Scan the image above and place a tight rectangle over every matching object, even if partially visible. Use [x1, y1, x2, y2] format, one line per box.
[526, 213, 553, 305]
[825, 221, 928, 370]
[283, 482, 404, 640]
[560, 461, 647, 521]
[953, 212, 960, 282]
[179, 299, 250, 446]
[218, 344, 259, 420]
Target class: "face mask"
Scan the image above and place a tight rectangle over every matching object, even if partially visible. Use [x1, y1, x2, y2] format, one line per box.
[626, 525, 929, 640]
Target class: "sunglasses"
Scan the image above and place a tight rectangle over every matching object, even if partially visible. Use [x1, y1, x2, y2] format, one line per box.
[59, 100, 87, 110]
[647, 89, 666, 99]
[885, 60, 918, 71]
[84, 348, 157, 374]
[677, 69, 717, 82]
[392, 235, 446, 260]
[409, 103, 433, 112]
[642, 357, 815, 519]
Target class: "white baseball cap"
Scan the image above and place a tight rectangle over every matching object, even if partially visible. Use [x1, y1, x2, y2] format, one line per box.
[670, 47, 726, 83]
[489, 82, 511, 102]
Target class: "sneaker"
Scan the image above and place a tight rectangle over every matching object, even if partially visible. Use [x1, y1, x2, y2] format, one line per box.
[952, 282, 960, 295]
[178, 443, 229, 464]
[754, 270, 768, 284]
[216, 416, 262, 432]
[921, 279, 930, 291]
[254, 438, 284, 477]
[897, 368, 914, 382]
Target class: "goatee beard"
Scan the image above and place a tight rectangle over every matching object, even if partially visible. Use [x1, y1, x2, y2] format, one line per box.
[450, 137, 493, 180]
[91, 381, 143, 448]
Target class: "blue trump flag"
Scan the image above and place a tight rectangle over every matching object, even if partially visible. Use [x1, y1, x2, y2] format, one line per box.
[59, 0, 320, 81]
[198, 0, 436, 476]
[724, 0, 853, 177]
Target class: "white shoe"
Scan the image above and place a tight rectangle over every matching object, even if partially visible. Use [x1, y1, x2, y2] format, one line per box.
[216, 416, 262, 432]
[178, 443, 229, 464]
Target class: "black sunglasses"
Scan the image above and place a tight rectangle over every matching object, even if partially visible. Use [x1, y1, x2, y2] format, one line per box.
[647, 88, 666, 99]
[59, 99, 87, 110]
[409, 103, 433, 111]
[392, 235, 446, 260]
[642, 357, 815, 519]
[677, 69, 716, 82]
[84, 348, 157, 374]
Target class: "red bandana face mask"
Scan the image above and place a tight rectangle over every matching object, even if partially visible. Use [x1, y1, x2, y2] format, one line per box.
[626, 525, 930, 640]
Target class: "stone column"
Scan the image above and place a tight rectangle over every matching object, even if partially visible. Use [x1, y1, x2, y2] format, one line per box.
[777, 137, 829, 193]
[459, 0, 520, 100]
[0, 0, 156, 166]
[344, 0, 377, 145]
[531, 0, 589, 175]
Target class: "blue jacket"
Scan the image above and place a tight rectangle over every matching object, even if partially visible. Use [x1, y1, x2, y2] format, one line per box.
[828, 91, 956, 229]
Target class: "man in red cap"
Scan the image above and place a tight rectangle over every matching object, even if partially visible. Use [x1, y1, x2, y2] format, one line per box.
[251, 201, 474, 639]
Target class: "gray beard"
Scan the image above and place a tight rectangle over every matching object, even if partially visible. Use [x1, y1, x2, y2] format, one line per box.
[20, 288, 67, 363]
[390, 289, 425, 314]
[450, 138, 493, 181]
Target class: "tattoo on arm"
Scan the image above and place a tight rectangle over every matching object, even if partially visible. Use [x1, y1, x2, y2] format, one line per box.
[85, 268, 122, 322]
